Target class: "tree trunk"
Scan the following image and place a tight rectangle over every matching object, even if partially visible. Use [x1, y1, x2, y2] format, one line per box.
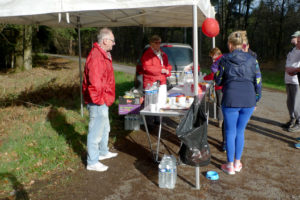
[244, 0, 251, 29]
[15, 26, 24, 70]
[69, 37, 73, 55]
[276, 0, 286, 60]
[24, 25, 32, 70]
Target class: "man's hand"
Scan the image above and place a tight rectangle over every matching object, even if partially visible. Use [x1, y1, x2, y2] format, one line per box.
[161, 68, 169, 74]
[286, 67, 298, 76]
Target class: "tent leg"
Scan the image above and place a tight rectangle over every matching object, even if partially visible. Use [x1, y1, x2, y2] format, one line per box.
[193, 4, 201, 190]
[196, 166, 200, 189]
[77, 17, 84, 117]
[212, 37, 216, 119]
[193, 4, 199, 96]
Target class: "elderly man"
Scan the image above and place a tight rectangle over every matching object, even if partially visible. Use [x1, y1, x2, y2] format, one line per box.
[82, 28, 118, 172]
[284, 31, 300, 133]
[141, 35, 172, 89]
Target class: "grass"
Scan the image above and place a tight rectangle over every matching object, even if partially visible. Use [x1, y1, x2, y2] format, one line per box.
[0, 56, 285, 198]
[0, 57, 134, 198]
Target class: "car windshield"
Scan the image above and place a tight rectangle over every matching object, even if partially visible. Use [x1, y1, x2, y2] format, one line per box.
[161, 46, 193, 70]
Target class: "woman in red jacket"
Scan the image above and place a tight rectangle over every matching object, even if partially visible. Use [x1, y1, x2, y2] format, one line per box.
[204, 47, 225, 151]
[141, 35, 172, 89]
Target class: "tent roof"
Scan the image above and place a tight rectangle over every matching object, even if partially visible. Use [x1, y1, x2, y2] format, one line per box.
[0, 0, 215, 27]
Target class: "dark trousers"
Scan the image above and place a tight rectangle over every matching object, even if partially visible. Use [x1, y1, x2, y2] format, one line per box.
[216, 89, 223, 121]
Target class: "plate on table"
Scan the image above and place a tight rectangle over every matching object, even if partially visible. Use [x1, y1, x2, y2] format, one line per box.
[161, 101, 193, 110]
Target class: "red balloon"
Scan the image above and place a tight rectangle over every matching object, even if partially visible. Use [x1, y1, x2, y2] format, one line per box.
[202, 18, 220, 38]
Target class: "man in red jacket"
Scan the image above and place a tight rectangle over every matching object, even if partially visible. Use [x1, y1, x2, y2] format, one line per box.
[141, 35, 172, 89]
[82, 28, 118, 172]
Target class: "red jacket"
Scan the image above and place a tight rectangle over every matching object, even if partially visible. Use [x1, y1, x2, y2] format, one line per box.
[204, 72, 223, 91]
[141, 48, 172, 88]
[82, 43, 115, 106]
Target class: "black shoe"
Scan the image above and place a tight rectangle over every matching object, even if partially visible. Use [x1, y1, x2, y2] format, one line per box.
[221, 142, 226, 152]
[288, 123, 300, 132]
[283, 119, 296, 128]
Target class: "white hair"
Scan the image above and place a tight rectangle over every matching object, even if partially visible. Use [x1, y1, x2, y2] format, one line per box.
[97, 28, 112, 43]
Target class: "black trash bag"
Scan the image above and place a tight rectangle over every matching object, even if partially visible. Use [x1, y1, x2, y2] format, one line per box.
[176, 96, 211, 167]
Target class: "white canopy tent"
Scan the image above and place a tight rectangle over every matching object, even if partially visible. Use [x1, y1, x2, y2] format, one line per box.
[0, 0, 216, 189]
[0, 0, 215, 27]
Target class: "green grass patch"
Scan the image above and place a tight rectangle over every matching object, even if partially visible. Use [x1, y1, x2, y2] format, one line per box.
[261, 69, 285, 91]
[0, 70, 134, 197]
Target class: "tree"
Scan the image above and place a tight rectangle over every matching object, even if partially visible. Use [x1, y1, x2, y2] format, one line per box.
[24, 25, 32, 70]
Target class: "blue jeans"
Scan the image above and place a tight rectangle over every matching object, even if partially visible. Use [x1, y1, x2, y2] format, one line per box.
[222, 106, 255, 163]
[87, 104, 110, 165]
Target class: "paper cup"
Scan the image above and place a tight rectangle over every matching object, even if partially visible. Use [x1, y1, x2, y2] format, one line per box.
[178, 97, 186, 106]
[150, 104, 156, 112]
[169, 97, 176, 105]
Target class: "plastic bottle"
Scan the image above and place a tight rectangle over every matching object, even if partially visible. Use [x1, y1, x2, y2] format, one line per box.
[152, 82, 158, 105]
[160, 155, 171, 189]
[158, 156, 166, 188]
[124, 115, 129, 130]
[184, 71, 194, 96]
[145, 83, 151, 108]
[165, 165, 171, 189]
[170, 155, 177, 187]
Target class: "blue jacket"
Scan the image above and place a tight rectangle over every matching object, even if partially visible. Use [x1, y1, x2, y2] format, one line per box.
[214, 49, 262, 107]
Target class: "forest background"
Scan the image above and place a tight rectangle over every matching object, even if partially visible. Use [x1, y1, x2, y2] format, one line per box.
[0, 0, 299, 72]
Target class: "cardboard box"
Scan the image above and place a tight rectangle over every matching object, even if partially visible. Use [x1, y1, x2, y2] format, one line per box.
[119, 96, 143, 105]
[118, 96, 143, 115]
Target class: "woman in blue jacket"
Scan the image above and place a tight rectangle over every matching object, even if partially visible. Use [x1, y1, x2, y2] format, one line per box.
[214, 31, 262, 175]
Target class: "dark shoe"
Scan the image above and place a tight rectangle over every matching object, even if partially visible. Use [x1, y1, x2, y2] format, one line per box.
[283, 119, 296, 128]
[288, 124, 300, 132]
[221, 143, 226, 152]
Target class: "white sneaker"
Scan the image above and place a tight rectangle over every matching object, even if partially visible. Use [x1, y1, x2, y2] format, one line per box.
[86, 162, 108, 172]
[99, 151, 118, 160]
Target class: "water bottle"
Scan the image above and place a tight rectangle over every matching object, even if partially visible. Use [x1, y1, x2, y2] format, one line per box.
[152, 82, 158, 105]
[158, 156, 166, 188]
[165, 165, 171, 189]
[184, 71, 193, 96]
[170, 155, 177, 188]
[145, 83, 151, 108]
[124, 115, 129, 130]
[133, 115, 140, 130]
[161, 155, 171, 189]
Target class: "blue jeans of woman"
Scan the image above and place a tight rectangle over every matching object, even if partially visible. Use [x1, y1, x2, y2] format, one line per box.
[87, 104, 110, 166]
[222, 106, 255, 163]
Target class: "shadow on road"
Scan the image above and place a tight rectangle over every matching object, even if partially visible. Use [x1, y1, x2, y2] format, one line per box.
[247, 122, 295, 146]
[251, 115, 283, 127]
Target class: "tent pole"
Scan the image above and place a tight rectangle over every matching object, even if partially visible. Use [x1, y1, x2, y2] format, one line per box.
[212, 37, 216, 119]
[193, 5, 199, 96]
[77, 16, 84, 117]
[193, 4, 200, 190]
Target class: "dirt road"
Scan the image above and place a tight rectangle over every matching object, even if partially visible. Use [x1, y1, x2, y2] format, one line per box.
[27, 86, 300, 200]
[25, 55, 300, 199]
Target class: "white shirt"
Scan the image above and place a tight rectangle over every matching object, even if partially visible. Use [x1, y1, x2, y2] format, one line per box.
[285, 47, 300, 84]
[151, 47, 163, 66]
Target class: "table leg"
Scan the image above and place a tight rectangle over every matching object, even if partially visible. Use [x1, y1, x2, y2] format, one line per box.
[141, 115, 155, 161]
[155, 116, 163, 162]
